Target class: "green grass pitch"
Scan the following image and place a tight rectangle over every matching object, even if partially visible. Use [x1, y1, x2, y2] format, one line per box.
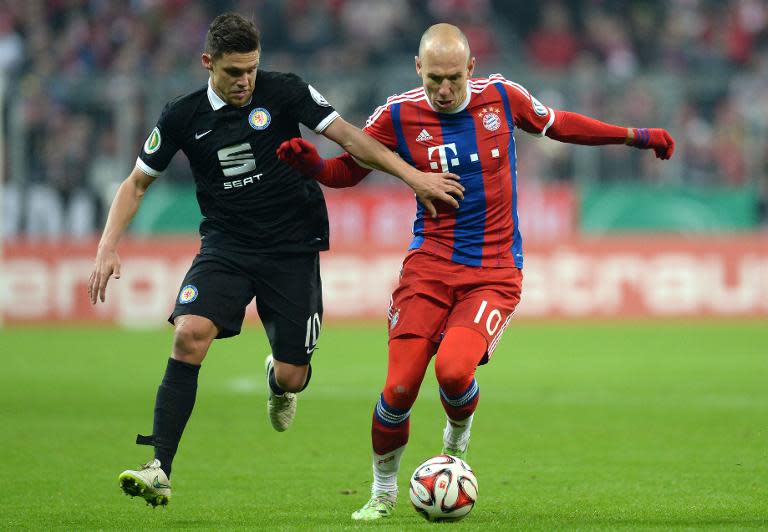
[1, 321, 766, 530]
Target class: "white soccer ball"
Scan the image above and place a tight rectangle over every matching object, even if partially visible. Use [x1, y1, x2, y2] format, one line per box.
[408, 454, 478, 521]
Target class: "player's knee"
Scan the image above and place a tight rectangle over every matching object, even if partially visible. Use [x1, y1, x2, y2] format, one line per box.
[434, 359, 473, 393]
[172, 317, 216, 362]
[382, 381, 418, 409]
[434, 327, 486, 391]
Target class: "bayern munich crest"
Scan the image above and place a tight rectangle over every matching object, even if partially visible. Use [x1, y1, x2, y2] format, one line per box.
[179, 284, 198, 304]
[478, 107, 502, 131]
[248, 107, 271, 130]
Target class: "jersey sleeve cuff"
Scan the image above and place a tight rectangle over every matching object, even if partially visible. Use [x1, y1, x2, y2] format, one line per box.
[136, 157, 163, 177]
[314, 111, 340, 133]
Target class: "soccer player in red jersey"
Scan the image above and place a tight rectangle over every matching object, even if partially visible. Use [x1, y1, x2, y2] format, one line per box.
[278, 23, 675, 521]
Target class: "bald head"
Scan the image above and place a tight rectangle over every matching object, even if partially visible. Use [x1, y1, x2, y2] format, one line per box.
[415, 24, 475, 113]
[418, 23, 471, 62]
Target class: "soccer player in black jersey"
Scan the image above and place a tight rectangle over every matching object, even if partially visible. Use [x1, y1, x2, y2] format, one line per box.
[87, 12, 464, 507]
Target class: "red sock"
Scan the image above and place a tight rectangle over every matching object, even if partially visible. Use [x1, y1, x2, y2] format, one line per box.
[371, 336, 435, 454]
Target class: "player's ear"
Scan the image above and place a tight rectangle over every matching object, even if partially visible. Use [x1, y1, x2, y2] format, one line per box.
[201, 53, 213, 71]
[467, 57, 476, 77]
[415, 56, 422, 76]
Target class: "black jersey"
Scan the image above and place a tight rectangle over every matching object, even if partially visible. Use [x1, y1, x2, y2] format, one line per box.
[137, 70, 339, 254]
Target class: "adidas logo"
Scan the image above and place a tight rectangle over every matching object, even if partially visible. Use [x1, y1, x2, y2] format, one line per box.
[416, 129, 433, 142]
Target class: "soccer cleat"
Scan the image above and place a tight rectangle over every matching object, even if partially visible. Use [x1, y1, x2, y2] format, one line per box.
[442, 416, 470, 461]
[265, 355, 297, 432]
[441, 444, 469, 462]
[118, 459, 171, 507]
[351, 493, 397, 521]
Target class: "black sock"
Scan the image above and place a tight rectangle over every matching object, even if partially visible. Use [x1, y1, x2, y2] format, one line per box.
[152, 358, 200, 478]
[299, 363, 312, 392]
[268, 365, 285, 396]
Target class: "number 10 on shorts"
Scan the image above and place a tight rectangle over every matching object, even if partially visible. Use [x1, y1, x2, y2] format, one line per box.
[305, 313, 321, 355]
[473, 300, 503, 336]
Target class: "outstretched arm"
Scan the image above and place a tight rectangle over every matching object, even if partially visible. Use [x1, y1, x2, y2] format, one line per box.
[88, 166, 155, 304]
[545, 110, 675, 160]
[319, 117, 464, 217]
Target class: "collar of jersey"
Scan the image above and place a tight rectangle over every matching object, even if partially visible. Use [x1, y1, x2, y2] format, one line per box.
[207, 79, 253, 111]
[425, 84, 471, 114]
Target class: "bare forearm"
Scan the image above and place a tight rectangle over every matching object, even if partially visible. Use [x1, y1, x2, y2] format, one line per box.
[98, 177, 148, 250]
[337, 130, 416, 184]
[323, 117, 420, 186]
[320, 118, 464, 216]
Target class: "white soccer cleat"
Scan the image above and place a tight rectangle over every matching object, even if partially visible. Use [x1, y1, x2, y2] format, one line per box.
[442, 416, 471, 461]
[351, 493, 397, 521]
[118, 459, 171, 507]
[265, 355, 297, 432]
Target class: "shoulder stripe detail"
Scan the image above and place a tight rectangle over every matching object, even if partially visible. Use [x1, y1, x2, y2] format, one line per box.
[136, 157, 162, 177]
[366, 89, 427, 127]
[387, 86, 424, 101]
[470, 74, 531, 99]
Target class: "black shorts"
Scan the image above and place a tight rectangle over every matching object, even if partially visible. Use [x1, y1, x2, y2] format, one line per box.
[169, 248, 323, 365]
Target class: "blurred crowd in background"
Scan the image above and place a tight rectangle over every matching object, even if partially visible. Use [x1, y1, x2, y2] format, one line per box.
[1, 0, 767, 238]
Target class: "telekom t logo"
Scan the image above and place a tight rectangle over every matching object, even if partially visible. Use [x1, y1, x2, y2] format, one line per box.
[427, 142, 498, 171]
[428, 143, 458, 172]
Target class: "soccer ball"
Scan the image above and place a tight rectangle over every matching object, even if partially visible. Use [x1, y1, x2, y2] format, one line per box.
[409, 454, 478, 521]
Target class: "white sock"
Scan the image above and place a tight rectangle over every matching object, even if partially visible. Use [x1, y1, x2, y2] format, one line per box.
[443, 413, 474, 450]
[371, 445, 405, 497]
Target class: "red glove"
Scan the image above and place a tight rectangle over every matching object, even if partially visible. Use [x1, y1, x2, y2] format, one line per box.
[276, 137, 324, 177]
[629, 128, 675, 160]
[276, 137, 371, 188]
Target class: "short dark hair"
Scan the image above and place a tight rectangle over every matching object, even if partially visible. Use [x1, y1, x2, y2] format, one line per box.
[204, 13, 260, 58]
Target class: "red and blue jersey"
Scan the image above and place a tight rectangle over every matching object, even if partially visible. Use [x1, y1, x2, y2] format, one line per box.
[364, 74, 556, 269]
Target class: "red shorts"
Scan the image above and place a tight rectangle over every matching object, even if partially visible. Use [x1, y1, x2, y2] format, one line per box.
[387, 250, 523, 360]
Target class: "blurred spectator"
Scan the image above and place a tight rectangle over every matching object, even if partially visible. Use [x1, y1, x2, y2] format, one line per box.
[582, 7, 637, 79]
[2, 0, 768, 238]
[526, 1, 581, 70]
[0, 11, 23, 74]
[427, 0, 498, 60]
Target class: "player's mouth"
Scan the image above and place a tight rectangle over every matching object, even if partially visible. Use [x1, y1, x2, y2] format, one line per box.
[434, 99, 454, 110]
